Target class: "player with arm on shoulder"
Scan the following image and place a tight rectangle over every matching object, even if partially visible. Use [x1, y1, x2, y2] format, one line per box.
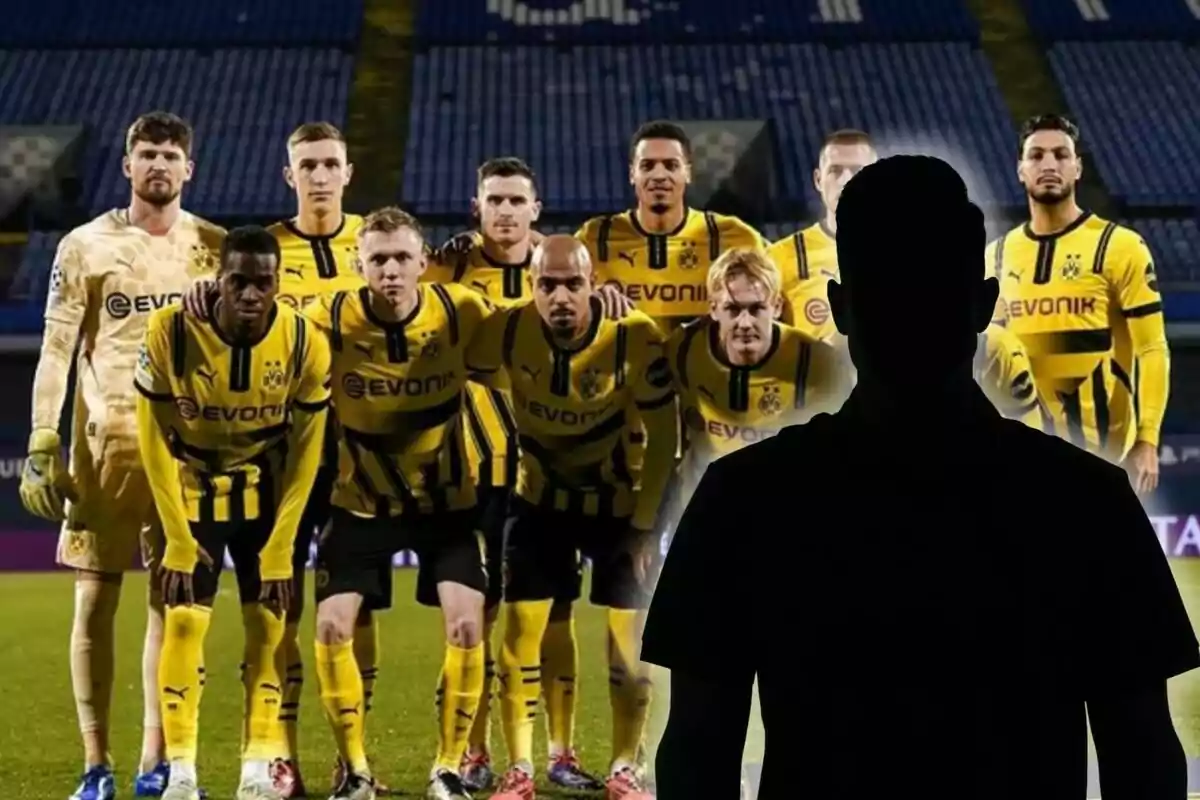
[574, 120, 765, 333]
[987, 114, 1169, 490]
[303, 207, 492, 800]
[466, 235, 676, 800]
[974, 323, 1042, 428]
[423, 158, 602, 793]
[18, 111, 224, 800]
[134, 226, 330, 800]
[766, 129, 877, 342]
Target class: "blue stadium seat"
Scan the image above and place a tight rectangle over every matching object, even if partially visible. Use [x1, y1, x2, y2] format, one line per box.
[0, 48, 355, 218]
[1019, 0, 1200, 40]
[1048, 42, 1200, 208]
[0, 0, 363, 48]
[415, 0, 979, 44]
[402, 43, 1022, 216]
[1124, 218, 1200, 282]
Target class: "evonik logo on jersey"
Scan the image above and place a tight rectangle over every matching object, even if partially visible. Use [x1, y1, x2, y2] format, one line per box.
[682, 405, 782, 443]
[174, 398, 287, 423]
[603, 280, 706, 305]
[1005, 296, 1096, 318]
[341, 371, 458, 400]
[105, 292, 183, 319]
[515, 392, 613, 427]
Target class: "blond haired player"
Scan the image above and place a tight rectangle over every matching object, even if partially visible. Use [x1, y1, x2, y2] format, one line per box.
[767, 129, 877, 343]
[19, 111, 225, 800]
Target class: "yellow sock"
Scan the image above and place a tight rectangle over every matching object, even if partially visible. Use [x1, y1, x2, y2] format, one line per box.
[241, 604, 287, 761]
[434, 642, 485, 771]
[315, 640, 369, 774]
[277, 621, 303, 759]
[353, 616, 379, 721]
[541, 616, 578, 757]
[159, 605, 212, 763]
[607, 608, 653, 768]
[498, 599, 553, 768]
[467, 618, 497, 753]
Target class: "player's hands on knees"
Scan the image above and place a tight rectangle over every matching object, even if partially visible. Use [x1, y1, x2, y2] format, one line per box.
[182, 277, 218, 320]
[161, 546, 214, 607]
[623, 525, 657, 587]
[259, 579, 292, 615]
[596, 283, 634, 320]
[1124, 440, 1160, 495]
[19, 429, 77, 521]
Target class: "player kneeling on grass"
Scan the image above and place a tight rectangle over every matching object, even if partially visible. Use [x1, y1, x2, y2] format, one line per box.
[464, 235, 677, 800]
[134, 226, 331, 800]
[303, 207, 494, 800]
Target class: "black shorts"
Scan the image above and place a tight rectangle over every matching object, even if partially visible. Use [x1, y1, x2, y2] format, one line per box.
[315, 507, 486, 608]
[476, 485, 510, 609]
[503, 500, 650, 610]
[180, 516, 275, 606]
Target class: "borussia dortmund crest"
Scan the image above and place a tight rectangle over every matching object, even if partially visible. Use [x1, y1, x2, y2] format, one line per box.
[262, 359, 286, 390]
[189, 243, 216, 274]
[420, 332, 440, 359]
[1145, 261, 1159, 293]
[678, 241, 700, 270]
[1061, 253, 1082, 281]
[758, 383, 783, 416]
[579, 366, 603, 400]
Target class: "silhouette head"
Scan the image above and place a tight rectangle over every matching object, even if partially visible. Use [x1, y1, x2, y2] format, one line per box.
[827, 155, 998, 392]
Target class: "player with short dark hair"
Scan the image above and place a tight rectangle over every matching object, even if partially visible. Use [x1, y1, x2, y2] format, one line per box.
[19, 110, 225, 800]
[305, 206, 493, 800]
[987, 114, 1169, 488]
[467, 235, 676, 800]
[134, 225, 331, 800]
[767, 129, 877, 343]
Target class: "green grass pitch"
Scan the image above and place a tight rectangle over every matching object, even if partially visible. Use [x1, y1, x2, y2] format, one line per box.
[1, 562, 1198, 799]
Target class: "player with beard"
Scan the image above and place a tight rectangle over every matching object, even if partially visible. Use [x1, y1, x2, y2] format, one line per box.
[18, 112, 225, 800]
[986, 115, 1168, 489]
[767, 130, 877, 343]
[424, 158, 604, 793]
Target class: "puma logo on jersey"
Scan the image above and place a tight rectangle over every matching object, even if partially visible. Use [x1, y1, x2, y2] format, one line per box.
[521, 365, 541, 381]
[698, 386, 716, 402]
[1007, 271, 1021, 282]
[115, 258, 136, 271]
[354, 342, 373, 358]
[196, 367, 216, 386]
[285, 267, 303, 278]
[470, 280, 489, 293]
[617, 252, 636, 266]
[163, 686, 189, 700]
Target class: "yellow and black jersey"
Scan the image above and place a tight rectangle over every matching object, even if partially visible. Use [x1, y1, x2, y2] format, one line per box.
[987, 212, 1169, 460]
[466, 298, 677, 529]
[766, 222, 839, 342]
[575, 208, 764, 329]
[670, 320, 847, 484]
[133, 304, 332, 523]
[423, 236, 531, 488]
[305, 283, 492, 517]
[268, 214, 366, 311]
[973, 323, 1041, 429]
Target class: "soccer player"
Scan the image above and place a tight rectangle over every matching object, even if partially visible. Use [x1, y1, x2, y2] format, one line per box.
[766, 129, 877, 342]
[575, 120, 764, 331]
[181, 121, 387, 797]
[670, 248, 849, 499]
[466, 235, 677, 800]
[424, 158, 602, 792]
[304, 207, 491, 800]
[18, 111, 225, 800]
[987, 114, 1169, 489]
[134, 225, 331, 800]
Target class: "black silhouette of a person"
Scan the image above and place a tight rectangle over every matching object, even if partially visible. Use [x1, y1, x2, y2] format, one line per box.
[642, 155, 1199, 799]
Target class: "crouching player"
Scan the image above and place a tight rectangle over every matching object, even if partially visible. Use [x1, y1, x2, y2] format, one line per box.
[466, 235, 677, 800]
[134, 226, 331, 800]
[303, 207, 492, 800]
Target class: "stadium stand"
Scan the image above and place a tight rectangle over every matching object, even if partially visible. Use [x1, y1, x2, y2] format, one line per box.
[1019, 0, 1200, 41]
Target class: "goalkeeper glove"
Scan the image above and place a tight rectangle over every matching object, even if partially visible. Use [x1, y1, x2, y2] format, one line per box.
[19, 428, 77, 521]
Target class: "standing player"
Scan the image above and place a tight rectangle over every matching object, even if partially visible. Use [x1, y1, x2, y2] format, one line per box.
[18, 111, 224, 800]
[304, 208, 491, 800]
[575, 120, 764, 331]
[425, 158, 602, 793]
[134, 226, 331, 800]
[766, 130, 877, 342]
[987, 114, 1169, 488]
[466, 236, 677, 800]
[181, 121, 387, 796]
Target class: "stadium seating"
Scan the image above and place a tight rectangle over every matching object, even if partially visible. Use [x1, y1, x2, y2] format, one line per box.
[0, 0, 362, 48]
[1019, 0, 1200, 40]
[402, 43, 1023, 215]
[1047, 42, 1200, 208]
